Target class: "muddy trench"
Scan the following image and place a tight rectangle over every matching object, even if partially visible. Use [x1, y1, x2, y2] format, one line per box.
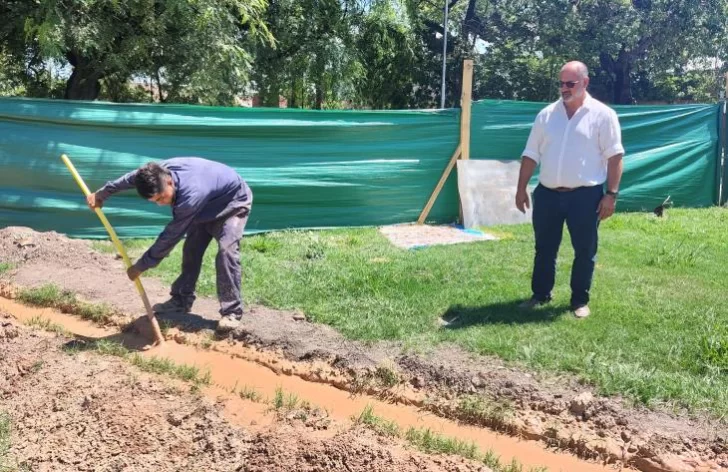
[1, 298, 620, 472]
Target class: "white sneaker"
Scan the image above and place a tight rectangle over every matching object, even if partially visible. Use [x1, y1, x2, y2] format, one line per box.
[216, 315, 241, 332]
[573, 306, 591, 319]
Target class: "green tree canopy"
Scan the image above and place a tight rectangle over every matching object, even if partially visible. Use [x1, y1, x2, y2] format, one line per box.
[1, 0, 726, 107]
[0, 0, 271, 103]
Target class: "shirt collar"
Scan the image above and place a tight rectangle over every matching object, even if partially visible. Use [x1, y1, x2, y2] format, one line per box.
[582, 92, 594, 109]
[558, 92, 593, 115]
[170, 169, 180, 206]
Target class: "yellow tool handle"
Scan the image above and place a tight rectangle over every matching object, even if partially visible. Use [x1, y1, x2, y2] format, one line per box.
[60, 154, 164, 345]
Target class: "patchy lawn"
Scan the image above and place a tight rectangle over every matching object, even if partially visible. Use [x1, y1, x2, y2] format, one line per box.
[106, 208, 728, 416]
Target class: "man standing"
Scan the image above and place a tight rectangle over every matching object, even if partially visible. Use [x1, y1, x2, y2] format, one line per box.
[515, 61, 624, 318]
[86, 157, 253, 332]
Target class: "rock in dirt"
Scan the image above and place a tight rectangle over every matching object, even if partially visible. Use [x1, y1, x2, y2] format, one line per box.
[411, 376, 426, 389]
[0, 321, 19, 339]
[471, 375, 485, 388]
[16, 238, 35, 248]
[570, 391, 595, 416]
[634, 455, 695, 472]
[167, 412, 184, 427]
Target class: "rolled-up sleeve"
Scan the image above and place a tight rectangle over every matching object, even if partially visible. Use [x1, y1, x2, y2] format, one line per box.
[135, 205, 198, 271]
[96, 170, 138, 200]
[521, 114, 544, 163]
[600, 110, 625, 160]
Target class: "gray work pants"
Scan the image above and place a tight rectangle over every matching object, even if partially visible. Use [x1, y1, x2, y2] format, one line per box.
[170, 209, 249, 318]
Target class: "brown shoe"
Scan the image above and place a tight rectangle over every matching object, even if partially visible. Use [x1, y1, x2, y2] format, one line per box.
[518, 297, 550, 309]
[573, 306, 591, 319]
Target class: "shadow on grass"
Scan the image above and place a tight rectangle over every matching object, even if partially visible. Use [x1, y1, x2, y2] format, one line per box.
[63, 332, 149, 352]
[155, 310, 218, 332]
[440, 300, 568, 329]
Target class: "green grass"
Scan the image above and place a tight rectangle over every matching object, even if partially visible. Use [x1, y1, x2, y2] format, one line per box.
[64, 339, 212, 386]
[17, 285, 116, 324]
[353, 405, 401, 437]
[453, 394, 513, 426]
[22, 315, 70, 336]
[159, 319, 172, 337]
[353, 405, 546, 472]
[129, 354, 211, 384]
[0, 263, 12, 276]
[200, 332, 215, 349]
[238, 385, 264, 403]
[272, 387, 301, 411]
[91, 239, 150, 255]
[374, 360, 401, 388]
[269, 388, 322, 422]
[108, 208, 728, 417]
[405, 427, 480, 460]
[0, 413, 9, 471]
[0, 413, 30, 472]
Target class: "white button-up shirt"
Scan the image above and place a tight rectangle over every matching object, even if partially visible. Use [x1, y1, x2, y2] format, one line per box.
[521, 94, 624, 189]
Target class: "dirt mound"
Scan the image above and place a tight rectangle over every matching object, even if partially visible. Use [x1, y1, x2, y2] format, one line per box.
[1, 316, 250, 471]
[243, 427, 490, 472]
[0, 316, 491, 472]
[0, 226, 95, 267]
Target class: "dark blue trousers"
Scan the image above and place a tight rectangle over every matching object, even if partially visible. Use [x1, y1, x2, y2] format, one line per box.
[170, 209, 249, 318]
[531, 184, 603, 308]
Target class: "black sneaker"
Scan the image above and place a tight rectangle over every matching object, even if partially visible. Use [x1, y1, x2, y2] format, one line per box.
[153, 298, 192, 314]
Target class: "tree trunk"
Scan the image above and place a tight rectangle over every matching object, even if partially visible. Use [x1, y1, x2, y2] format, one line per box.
[263, 88, 280, 107]
[289, 77, 297, 108]
[64, 52, 103, 100]
[599, 48, 634, 105]
[315, 83, 324, 110]
[613, 48, 633, 104]
[155, 68, 165, 102]
[262, 72, 280, 107]
[463, 0, 482, 39]
[451, 60, 464, 108]
[64, 68, 103, 100]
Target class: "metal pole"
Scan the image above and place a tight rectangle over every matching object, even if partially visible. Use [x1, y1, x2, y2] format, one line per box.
[440, 0, 449, 109]
[720, 72, 728, 205]
[720, 99, 727, 205]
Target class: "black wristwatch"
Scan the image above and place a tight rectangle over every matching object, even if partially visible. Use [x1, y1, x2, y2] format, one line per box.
[606, 190, 619, 198]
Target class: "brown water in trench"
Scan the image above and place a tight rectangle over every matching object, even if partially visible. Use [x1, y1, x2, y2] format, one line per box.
[2, 298, 621, 472]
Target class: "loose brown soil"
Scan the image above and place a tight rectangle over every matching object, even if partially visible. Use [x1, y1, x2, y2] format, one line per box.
[1, 226, 726, 472]
[1, 316, 493, 472]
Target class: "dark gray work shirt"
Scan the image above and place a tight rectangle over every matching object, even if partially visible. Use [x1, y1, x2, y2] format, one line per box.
[97, 157, 252, 271]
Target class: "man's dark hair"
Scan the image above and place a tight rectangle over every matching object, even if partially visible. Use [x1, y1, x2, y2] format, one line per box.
[134, 163, 171, 199]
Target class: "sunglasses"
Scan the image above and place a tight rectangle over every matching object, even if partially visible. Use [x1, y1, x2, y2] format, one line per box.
[558, 80, 580, 89]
